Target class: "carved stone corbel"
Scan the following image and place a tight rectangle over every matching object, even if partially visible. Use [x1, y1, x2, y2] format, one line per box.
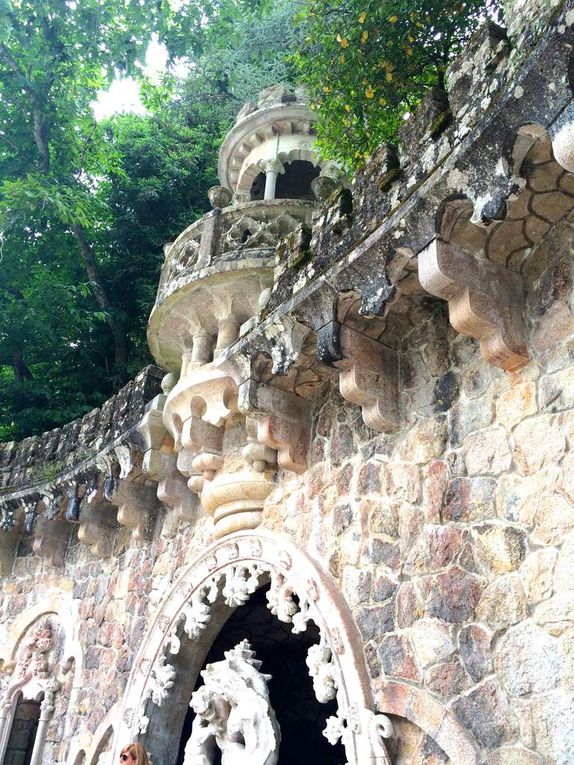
[238, 379, 311, 473]
[318, 322, 399, 431]
[0, 523, 18, 575]
[112, 481, 158, 541]
[32, 516, 69, 567]
[418, 238, 529, 370]
[77, 500, 117, 557]
[156, 466, 198, 525]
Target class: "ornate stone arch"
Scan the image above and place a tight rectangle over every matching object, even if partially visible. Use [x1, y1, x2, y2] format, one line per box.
[0, 613, 68, 765]
[113, 530, 393, 765]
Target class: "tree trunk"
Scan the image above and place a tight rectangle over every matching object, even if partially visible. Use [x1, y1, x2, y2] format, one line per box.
[71, 224, 128, 375]
[13, 349, 33, 384]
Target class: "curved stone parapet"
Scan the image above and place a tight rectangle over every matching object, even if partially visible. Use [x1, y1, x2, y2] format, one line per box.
[0, 366, 163, 497]
[156, 199, 314, 307]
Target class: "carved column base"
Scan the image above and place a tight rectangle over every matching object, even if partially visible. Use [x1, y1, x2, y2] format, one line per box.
[201, 470, 274, 538]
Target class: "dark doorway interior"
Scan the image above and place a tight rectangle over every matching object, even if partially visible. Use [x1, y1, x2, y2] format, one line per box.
[250, 161, 320, 201]
[176, 585, 345, 764]
[4, 694, 42, 765]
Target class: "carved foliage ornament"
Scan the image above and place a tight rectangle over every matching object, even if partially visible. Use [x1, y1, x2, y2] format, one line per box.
[136, 554, 392, 759]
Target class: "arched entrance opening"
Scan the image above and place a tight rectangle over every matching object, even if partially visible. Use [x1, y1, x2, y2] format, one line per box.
[174, 584, 345, 764]
[116, 532, 393, 765]
[250, 161, 320, 201]
[4, 692, 42, 765]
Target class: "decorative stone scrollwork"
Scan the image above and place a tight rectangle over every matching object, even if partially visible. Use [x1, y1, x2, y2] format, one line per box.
[137, 653, 177, 734]
[419, 238, 529, 370]
[221, 564, 261, 607]
[119, 533, 393, 765]
[306, 640, 338, 704]
[183, 640, 280, 765]
[223, 213, 300, 252]
[266, 570, 298, 624]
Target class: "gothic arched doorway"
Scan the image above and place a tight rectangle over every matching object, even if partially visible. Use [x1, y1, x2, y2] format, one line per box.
[115, 531, 392, 765]
[174, 584, 345, 764]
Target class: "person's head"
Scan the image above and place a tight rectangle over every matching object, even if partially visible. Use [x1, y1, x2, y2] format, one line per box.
[120, 743, 150, 765]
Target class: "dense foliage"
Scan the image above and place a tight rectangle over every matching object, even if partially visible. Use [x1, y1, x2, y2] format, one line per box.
[295, 0, 500, 167]
[0, 0, 497, 440]
[0, 0, 299, 440]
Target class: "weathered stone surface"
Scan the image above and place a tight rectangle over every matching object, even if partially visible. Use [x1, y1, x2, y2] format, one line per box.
[397, 417, 447, 463]
[452, 679, 518, 749]
[355, 602, 395, 642]
[367, 499, 399, 537]
[530, 691, 574, 765]
[472, 523, 527, 573]
[408, 618, 456, 668]
[380, 633, 422, 681]
[463, 427, 511, 475]
[559, 629, 574, 690]
[495, 380, 537, 432]
[422, 460, 448, 522]
[531, 493, 574, 546]
[342, 566, 372, 606]
[558, 450, 574, 504]
[459, 623, 492, 682]
[476, 574, 528, 632]
[534, 591, 574, 637]
[426, 658, 469, 698]
[496, 472, 549, 526]
[554, 531, 574, 592]
[496, 620, 561, 696]
[426, 566, 483, 623]
[539, 367, 574, 412]
[512, 416, 566, 475]
[443, 476, 497, 522]
[521, 547, 557, 604]
[404, 525, 463, 575]
[385, 461, 420, 503]
[482, 747, 544, 765]
[395, 581, 425, 629]
[449, 389, 495, 444]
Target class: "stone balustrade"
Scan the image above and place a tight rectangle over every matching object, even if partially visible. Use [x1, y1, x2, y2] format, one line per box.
[156, 199, 314, 306]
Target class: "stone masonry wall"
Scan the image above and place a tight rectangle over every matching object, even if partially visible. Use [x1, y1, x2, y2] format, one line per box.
[1, 204, 572, 765]
[1, 4, 574, 765]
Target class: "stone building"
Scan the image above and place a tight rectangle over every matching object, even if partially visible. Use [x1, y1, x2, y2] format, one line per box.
[1, 1, 574, 764]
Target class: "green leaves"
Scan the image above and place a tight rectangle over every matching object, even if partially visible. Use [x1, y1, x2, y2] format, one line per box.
[295, 0, 500, 169]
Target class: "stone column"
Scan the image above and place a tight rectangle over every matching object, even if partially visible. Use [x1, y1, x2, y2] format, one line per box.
[214, 315, 239, 357]
[262, 159, 284, 201]
[28, 682, 58, 765]
[0, 697, 14, 765]
[190, 330, 213, 368]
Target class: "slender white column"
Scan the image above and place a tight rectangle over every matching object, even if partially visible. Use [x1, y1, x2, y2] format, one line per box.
[28, 684, 57, 765]
[0, 698, 14, 765]
[261, 159, 284, 201]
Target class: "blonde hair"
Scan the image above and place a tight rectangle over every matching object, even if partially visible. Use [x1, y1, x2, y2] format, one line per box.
[121, 744, 150, 765]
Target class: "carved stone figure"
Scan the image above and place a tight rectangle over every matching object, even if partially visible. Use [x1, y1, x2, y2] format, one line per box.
[183, 640, 280, 765]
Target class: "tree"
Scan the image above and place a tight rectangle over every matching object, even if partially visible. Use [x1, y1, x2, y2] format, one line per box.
[295, 0, 500, 168]
[0, 0, 301, 439]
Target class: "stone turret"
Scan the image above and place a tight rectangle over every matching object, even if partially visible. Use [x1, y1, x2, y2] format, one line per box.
[147, 84, 337, 373]
[145, 85, 340, 537]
